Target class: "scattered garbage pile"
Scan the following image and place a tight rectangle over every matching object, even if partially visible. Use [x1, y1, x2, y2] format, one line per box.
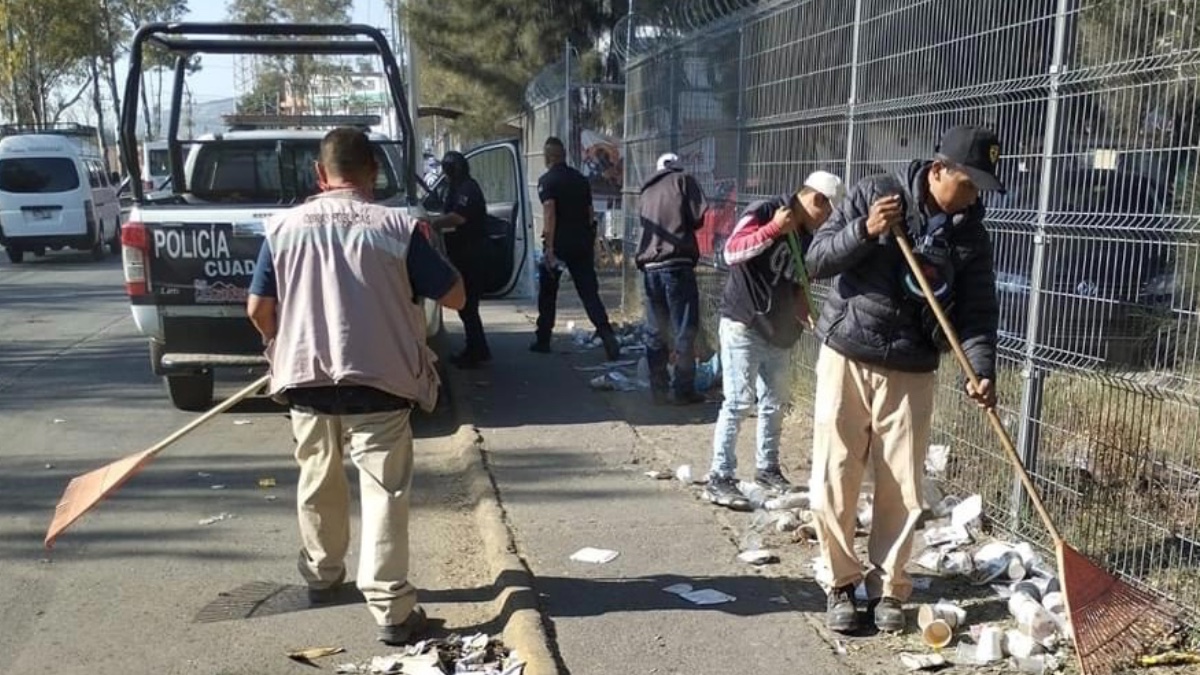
[657, 452, 1083, 674]
[334, 634, 524, 675]
[575, 321, 721, 395]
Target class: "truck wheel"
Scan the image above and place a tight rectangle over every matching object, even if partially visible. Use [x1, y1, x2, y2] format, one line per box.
[165, 371, 215, 411]
[5, 247, 23, 264]
[91, 224, 107, 261]
[107, 220, 120, 254]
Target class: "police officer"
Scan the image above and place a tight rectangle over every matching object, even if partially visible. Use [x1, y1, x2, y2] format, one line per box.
[532, 136, 620, 361]
[247, 127, 465, 646]
[430, 151, 491, 368]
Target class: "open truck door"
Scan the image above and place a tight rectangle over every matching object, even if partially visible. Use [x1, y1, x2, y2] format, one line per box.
[424, 139, 531, 298]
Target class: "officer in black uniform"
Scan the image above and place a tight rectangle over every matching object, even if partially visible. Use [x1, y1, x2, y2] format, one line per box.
[430, 151, 491, 368]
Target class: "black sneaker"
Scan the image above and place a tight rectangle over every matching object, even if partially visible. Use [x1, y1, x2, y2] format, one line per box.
[703, 475, 752, 511]
[529, 340, 551, 354]
[754, 467, 796, 492]
[826, 584, 859, 633]
[601, 333, 621, 361]
[450, 350, 489, 369]
[377, 606, 429, 646]
[870, 596, 905, 633]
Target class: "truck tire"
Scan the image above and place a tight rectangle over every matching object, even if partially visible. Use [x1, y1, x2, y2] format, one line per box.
[91, 224, 107, 261]
[5, 247, 23, 264]
[165, 371, 214, 411]
[107, 219, 120, 255]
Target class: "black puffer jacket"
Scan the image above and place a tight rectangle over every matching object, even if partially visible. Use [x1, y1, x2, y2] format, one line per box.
[805, 160, 999, 379]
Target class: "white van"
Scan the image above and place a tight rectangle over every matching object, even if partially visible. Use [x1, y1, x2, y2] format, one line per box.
[141, 140, 170, 191]
[0, 133, 121, 263]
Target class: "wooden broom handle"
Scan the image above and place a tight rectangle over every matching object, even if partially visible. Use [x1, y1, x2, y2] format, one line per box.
[890, 224, 1062, 543]
[146, 374, 272, 460]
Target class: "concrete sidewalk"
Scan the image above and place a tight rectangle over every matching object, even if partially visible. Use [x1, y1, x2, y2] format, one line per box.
[443, 298, 864, 675]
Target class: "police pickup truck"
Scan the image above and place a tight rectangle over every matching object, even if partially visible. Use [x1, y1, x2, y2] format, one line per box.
[118, 23, 434, 411]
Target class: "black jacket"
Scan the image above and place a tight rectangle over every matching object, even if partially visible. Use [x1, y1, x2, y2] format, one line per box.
[805, 160, 999, 379]
[635, 167, 706, 269]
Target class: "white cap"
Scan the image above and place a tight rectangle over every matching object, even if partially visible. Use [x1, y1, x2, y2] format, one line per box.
[803, 170, 845, 205]
[656, 152, 680, 171]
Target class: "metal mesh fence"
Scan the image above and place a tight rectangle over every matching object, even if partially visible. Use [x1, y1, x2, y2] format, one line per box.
[620, 0, 1200, 618]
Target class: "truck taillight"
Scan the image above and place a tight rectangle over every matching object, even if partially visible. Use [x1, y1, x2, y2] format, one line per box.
[121, 221, 149, 297]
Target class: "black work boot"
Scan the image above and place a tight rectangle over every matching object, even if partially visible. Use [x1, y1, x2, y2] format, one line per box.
[826, 584, 860, 633]
[870, 596, 905, 633]
[598, 327, 621, 361]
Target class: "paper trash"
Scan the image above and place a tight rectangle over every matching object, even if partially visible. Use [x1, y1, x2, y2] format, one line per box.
[569, 547, 619, 564]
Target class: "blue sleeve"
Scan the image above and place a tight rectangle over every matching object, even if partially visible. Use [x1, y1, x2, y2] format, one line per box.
[407, 229, 459, 300]
[249, 239, 276, 298]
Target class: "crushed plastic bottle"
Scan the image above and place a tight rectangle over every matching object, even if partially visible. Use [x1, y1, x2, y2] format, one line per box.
[738, 481, 769, 510]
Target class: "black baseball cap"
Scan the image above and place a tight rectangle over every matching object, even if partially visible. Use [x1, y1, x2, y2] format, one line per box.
[935, 125, 1006, 194]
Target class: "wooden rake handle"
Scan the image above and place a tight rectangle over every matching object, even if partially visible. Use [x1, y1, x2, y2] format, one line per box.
[890, 223, 1062, 543]
[146, 374, 272, 460]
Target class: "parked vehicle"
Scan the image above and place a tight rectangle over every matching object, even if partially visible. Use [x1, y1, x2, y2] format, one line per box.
[141, 140, 171, 192]
[0, 125, 121, 263]
[990, 166, 1179, 369]
[118, 23, 532, 411]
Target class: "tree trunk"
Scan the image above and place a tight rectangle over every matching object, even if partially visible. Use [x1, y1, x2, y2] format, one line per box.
[90, 58, 110, 167]
[139, 71, 153, 140]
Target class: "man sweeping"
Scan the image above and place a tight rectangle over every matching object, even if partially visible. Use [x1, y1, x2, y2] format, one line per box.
[805, 125, 1003, 634]
[247, 127, 464, 646]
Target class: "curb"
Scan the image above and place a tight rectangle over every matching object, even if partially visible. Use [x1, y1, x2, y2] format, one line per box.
[440, 375, 560, 675]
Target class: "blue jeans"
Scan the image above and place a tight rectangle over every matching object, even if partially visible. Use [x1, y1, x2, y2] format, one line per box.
[642, 265, 700, 396]
[710, 317, 793, 478]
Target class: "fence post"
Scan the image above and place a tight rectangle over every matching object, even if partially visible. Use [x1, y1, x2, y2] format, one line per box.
[564, 40, 573, 165]
[1011, 0, 1071, 529]
[734, 23, 746, 222]
[844, 0, 865, 181]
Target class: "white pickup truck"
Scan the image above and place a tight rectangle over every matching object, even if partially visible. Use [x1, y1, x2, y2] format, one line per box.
[119, 23, 532, 411]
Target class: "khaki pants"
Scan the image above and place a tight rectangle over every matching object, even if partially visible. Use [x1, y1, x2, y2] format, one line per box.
[291, 408, 417, 626]
[809, 345, 935, 601]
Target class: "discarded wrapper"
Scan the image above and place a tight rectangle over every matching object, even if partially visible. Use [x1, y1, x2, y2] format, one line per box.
[287, 646, 345, 666]
[257, 477, 276, 488]
[569, 547, 619, 564]
[950, 494, 983, 528]
[900, 652, 947, 671]
[198, 512, 234, 526]
[737, 549, 778, 565]
[764, 493, 809, 511]
[644, 470, 672, 480]
[923, 524, 971, 547]
[925, 444, 950, 474]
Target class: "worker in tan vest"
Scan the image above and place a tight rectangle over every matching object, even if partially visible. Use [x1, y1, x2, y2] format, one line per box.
[247, 127, 465, 646]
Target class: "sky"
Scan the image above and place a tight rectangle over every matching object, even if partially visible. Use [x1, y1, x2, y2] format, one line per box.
[63, 0, 396, 124]
[180, 0, 395, 106]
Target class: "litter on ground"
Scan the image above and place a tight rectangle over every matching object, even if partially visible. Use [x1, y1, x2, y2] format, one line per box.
[569, 547, 619, 564]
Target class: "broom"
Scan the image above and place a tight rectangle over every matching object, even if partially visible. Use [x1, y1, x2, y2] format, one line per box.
[45, 374, 271, 549]
[891, 223, 1179, 675]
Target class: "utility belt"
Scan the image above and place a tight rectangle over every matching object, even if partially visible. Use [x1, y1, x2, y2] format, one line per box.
[284, 385, 415, 415]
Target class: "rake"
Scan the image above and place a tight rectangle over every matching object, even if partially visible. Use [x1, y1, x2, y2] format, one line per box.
[44, 374, 271, 549]
[891, 224, 1179, 675]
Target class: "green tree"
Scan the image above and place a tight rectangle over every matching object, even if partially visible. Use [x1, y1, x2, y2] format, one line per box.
[226, 0, 353, 115]
[405, 0, 622, 139]
[0, 0, 104, 125]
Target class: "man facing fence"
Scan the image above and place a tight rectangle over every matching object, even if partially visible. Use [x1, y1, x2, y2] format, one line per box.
[635, 152, 708, 405]
[704, 172, 844, 509]
[247, 127, 465, 646]
[805, 125, 1003, 634]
